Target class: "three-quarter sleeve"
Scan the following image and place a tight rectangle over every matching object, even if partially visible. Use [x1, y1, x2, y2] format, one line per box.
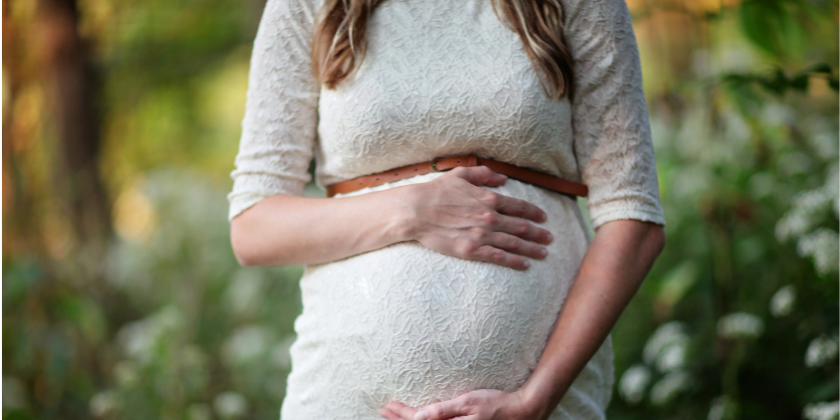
[564, 0, 666, 230]
[227, 0, 321, 221]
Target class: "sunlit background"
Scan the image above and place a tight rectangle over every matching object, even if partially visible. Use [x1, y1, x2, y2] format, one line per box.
[3, 0, 838, 419]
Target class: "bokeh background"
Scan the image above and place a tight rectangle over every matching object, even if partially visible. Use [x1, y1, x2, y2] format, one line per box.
[3, 0, 838, 419]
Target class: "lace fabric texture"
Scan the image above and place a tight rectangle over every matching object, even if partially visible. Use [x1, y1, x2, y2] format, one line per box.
[288, 174, 613, 420]
[227, 0, 666, 418]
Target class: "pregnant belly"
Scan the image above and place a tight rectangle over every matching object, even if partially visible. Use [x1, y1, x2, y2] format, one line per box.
[283, 178, 592, 418]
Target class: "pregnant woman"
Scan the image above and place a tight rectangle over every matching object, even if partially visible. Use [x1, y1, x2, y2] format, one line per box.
[228, 0, 667, 418]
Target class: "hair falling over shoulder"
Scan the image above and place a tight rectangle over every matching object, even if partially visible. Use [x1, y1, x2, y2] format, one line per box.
[311, 0, 575, 100]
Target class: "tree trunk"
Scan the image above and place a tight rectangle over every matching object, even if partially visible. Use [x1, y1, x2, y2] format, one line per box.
[38, 0, 111, 249]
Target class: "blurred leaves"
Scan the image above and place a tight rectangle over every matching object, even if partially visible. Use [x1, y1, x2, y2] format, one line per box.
[610, 0, 838, 419]
[721, 63, 839, 96]
[738, 0, 810, 59]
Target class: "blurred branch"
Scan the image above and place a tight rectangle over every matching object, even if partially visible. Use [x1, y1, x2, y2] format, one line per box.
[720, 63, 840, 96]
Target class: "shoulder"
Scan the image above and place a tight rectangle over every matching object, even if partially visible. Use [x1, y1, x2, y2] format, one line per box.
[560, 0, 632, 28]
[259, 0, 325, 28]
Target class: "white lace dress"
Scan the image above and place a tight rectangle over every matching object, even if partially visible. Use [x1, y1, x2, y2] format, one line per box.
[227, 0, 666, 418]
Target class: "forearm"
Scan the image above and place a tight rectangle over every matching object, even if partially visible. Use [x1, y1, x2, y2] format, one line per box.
[519, 219, 666, 418]
[230, 167, 554, 269]
[230, 188, 413, 267]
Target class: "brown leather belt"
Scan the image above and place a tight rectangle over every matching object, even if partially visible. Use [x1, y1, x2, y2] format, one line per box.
[325, 154, 588, 199]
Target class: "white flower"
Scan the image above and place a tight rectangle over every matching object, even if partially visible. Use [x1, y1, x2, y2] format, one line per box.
[117, 319, 156, 362]
[116, 305, 184, 364]
[214, 392, 248, 419]
[761, 104, 795, 126]
[803, 401, 840, 420]
[776, 189, 832, 242]
[809, 132, 839, 160]
[707, 397, 725, 420]
[644, 322, 689, 366]
[769, 285, 796, 317]
[90, 390, 120, 417]
[619, 364, 651, 404]
[805, 335, 839, 368]
[656, 341, 688, 372]
[650, 371, 692, 406]
[775, 163, 839, 275]
[222, 325, 273, 365]
[797, 228, 839, 276]
[717, 312, 764, 339]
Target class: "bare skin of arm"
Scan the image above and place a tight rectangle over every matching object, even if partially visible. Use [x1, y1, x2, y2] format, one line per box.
[381, 217, 666, 420]
[231, 166, 555, 270]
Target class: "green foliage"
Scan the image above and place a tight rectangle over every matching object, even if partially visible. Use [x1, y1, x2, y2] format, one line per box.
[607, 1, 839, 419]
[721, 64, 839, 96]
[5, 169, 305, 419]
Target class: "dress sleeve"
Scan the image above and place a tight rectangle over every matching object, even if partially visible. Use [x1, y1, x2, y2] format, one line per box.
[227, 0, 321, 221]
[564, 0, 666, 230]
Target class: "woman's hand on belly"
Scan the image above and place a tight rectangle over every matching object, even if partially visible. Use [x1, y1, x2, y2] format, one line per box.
[380, 389, 538, 420]
[394, 166, 554, 271]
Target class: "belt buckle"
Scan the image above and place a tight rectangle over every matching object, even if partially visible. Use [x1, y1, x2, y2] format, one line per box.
[430, 156, 444, 172]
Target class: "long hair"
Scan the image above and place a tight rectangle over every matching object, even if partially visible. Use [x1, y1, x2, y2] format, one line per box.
[311, 0, 575, 100]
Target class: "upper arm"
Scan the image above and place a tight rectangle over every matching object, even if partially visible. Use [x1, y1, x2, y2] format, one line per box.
[227, 0, 322, 222]
[564, 0, 666, 231]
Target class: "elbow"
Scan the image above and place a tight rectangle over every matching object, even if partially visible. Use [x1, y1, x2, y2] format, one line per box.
[233, 249, 258, 268]
[230, 204, 298, 267]
[231, 234, 255, 268]
[646, 223, 667, 258]
[230, 218, 262, 267]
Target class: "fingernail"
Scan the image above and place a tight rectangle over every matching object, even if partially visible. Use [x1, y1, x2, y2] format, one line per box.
[540, 248, 548, 257]
[415, 411, 428, 420]
[522, 260, 531, 268]
[546, 233, 553, 243]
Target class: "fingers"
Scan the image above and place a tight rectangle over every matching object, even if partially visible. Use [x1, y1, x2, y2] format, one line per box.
[420, 165, 558, 271]
[456, 225, 551, 270]
[448, 166, 508, 188]
[381, 399, 468, 420]
[441, 166, 549, 225]
[488, 213, 553, 246]
[485, 232, 549, 260]
[470, 245, 533, 270]
[489, 192, 547, 224]
[416, 396, 473, 420]
[381, 402, 417, 420]
[380, 408, 404, 420]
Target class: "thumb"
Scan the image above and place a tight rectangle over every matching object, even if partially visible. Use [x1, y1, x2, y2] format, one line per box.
[450, 165, 507, 187]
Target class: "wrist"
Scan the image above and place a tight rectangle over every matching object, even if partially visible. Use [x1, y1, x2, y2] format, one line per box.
[376, 184, 420, 244]
[511, 389, 546, 420]
[517, 379, 560, 420]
